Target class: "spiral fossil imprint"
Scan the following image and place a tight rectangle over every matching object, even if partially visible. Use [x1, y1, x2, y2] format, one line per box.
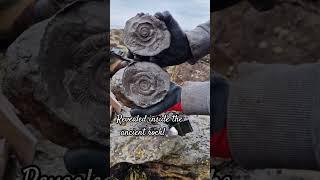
[124, 13, 171, 56]
[122, 62, 170, 108]
[2, 1, 108, 147]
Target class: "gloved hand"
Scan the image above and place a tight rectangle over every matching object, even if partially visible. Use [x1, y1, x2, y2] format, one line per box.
[147, 11, 193, 67]
[130, 82, 182, 116]
[211, 73, 231, 158]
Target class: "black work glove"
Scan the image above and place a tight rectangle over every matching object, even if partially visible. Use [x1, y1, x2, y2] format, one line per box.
[211, 72, 229, 135]
[63, 147, 108, 178]
[147, 11, 193, 67]
[130, 82, 182, 116]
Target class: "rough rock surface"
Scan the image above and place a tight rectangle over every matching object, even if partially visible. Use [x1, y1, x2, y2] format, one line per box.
[111, 68, 129, 105]
[2, 0, 108, 147]
[4, 125, 69, 179]
[213, 0, 320, 76]
[111, 62, 171, 108]
[110, 115, 210, 179]
[122, 62, 170, 108]
[124, 13, 171, 56]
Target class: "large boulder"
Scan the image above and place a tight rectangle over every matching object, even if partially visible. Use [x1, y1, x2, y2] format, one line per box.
[110, 114, 210, 179]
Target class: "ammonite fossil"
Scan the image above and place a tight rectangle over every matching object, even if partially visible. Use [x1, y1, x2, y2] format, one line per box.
[122, 62, 170, 108]
[2, 1, 108, 147]
[124, 13, 171, 56]
[66, 33, 107, 106]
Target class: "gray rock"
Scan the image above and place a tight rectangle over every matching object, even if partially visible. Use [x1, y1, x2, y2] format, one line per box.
[2, 0, 108, 146]
[122, 62, 170, 108]
[110, 114, 210, 177]
[110, 68, 126, 103]
[33, 140, 68, 176]
[111, 68, 135, 108]
[110, 120, 182, 167]
[124, 13, 171, 56]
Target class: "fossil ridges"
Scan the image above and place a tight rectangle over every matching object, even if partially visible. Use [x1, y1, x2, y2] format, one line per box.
[122, 62, 170, 108]
[124, 14, 171, 56]
[3, 1, 108, 146]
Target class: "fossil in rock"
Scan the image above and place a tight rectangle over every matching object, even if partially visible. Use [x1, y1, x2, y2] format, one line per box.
[124, 13, 171, 56]
[66, 33, 108, 106]
[2, 1, 108, 147]
[122, 62, 170, 108]
[111, 68, 134, 108]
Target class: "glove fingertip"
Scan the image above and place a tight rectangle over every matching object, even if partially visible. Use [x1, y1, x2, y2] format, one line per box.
[163, 11, 174, 21]
[137, 12, 145, 16]
[162, 11, 171, 17]
[154, 12, 164, 21]
[155, 11, 173, 23]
